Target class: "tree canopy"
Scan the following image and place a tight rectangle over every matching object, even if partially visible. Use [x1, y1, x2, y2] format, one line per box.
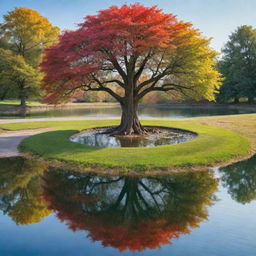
[218, 25, 256, 103]
[0, 49, 42, 100]
[1, 8, 59, 65]
[0, 8, 59, 112]
[41, 4, 221, 134]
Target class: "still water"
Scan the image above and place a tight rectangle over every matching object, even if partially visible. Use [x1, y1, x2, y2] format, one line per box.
[8, 105, 254, 119]
[70, 127, 197, 147]
[0, 155, 255, 256]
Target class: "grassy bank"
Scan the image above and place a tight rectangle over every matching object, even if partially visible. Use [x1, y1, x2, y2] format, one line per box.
[1, 115, 255, 173]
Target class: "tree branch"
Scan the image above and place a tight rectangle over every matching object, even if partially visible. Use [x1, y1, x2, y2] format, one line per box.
[105, 51, 127, 82]
[91, 74, 123, 102]
[137, 82, 193, 99]
[134, 50, 153, 83]
[102, 79, 125, 89]
[135, 66, 171, 95]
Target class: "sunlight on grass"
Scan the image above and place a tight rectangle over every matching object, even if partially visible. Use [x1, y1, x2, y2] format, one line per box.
[0, 117, 253, 172]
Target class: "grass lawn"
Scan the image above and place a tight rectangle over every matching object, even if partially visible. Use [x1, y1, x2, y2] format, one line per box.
[0, 100, 46, 107]
[1, 115, 255, 173]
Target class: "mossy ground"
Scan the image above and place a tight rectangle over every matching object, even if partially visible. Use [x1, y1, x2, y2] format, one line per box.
[1, 114, 255, 173]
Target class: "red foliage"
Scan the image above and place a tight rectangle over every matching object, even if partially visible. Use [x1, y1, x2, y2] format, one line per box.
[41, 4, 190, 103]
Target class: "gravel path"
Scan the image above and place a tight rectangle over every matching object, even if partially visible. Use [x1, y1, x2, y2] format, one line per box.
[0, 128, 52, 157]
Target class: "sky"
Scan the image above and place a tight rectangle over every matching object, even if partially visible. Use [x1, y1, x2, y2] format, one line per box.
[1, 0, 256, 52]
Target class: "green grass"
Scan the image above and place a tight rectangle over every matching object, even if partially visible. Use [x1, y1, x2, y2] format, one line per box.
[0, 119, 251, 172]
[0, 100, 46, 107]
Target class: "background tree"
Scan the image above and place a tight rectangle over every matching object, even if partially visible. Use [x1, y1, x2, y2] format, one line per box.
[218, 25, 256, 103]
[0, 49, 42, 105]
[0, 29, 13, 100]
[41, 4, 221, 135]
[43, 169, 217, 251]
[0, 8, 59, 115]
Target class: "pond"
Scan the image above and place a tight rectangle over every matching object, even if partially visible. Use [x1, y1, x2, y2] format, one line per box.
[0, 155, 255, 255]
[2, 105, 254, 119]
[70, 127, 197, 147]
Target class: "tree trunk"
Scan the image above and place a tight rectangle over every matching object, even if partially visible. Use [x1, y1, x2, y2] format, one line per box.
[234, 97, 240, 104]
[107, 96, 145, 135]
[19, 85, 27, 117]
[118, 101, 145, 135]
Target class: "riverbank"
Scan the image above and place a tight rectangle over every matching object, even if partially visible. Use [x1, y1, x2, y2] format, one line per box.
[0, 100, 255, 116]
[0, 114, 255, 174]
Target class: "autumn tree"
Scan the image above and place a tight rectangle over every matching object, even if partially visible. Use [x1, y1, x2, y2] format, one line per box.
[41, 4, 221, 135]
[218, 25, 256, 103]
[0, 8, 59, 115]
[0, 49, 42, 102]
[0, 29, 13, 100]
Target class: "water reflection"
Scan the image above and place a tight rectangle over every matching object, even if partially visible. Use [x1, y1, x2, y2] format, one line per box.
[3, 106, 253, 119]
[219, 155, 256, 204]
[43, 169, 217, 251]
[70, 127, 196, 147]
[0, 157, 51, 224]
[0, 155, 256, 253]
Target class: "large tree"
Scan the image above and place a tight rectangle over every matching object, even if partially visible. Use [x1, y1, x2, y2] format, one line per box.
[0, 8, 59, 114]
[0, 48, 42, 105]
[42, 4, 221, 135]
[218, 25, 256, 103]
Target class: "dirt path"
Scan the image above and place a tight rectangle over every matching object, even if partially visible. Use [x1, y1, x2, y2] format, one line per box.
[0, 128, 52, 157]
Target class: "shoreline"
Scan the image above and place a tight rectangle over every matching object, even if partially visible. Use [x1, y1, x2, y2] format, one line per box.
[0, 114, 255, 175]
[1, 112, 256, 124]
[0, 102, 255, 116]
[0, 116, 254, 174]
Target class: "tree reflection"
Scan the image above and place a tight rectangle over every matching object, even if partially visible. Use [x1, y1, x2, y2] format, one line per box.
[219, 155, 256, 204]
[0, 157, 51, 224]
[43, 170, 218, 251]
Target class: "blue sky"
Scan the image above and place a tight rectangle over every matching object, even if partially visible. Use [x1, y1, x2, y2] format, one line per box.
[1, 0, 256, 51]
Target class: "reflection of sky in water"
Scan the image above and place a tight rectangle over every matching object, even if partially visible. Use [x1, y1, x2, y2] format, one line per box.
[70, 128, 196, 147]
[0, 155, 255, 255]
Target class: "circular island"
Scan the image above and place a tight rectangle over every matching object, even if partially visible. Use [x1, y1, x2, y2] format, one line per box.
[10, 119, 251, 175]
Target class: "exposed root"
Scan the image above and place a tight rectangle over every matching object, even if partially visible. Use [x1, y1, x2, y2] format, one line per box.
[101, 125, 149, 136]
